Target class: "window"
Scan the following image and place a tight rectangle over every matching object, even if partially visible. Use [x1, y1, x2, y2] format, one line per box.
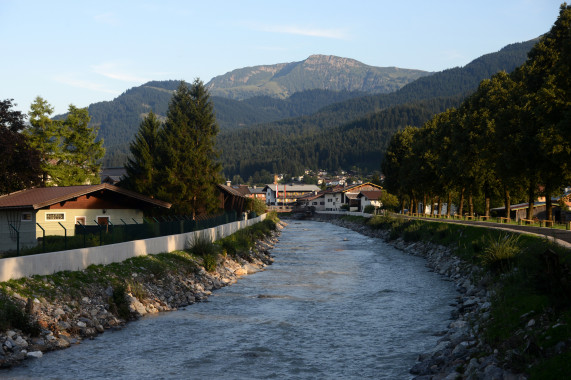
[320, 202, 325, 205]
[21, 212, 32, 222]
[312, 202, 317, 205]
[327, 199, 332, 202]
[75, 216, 86, 226]
[45, 212, 65, 222]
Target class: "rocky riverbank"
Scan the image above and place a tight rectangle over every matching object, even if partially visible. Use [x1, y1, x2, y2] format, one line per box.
[0, 221, 286, 369]
[311, 214, 527, 380]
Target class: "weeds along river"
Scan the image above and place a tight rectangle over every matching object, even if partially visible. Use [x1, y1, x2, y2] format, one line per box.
[6, 220, 458, 380]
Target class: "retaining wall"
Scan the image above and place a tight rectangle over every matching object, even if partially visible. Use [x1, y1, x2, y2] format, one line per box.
[0, 214, 267, 282]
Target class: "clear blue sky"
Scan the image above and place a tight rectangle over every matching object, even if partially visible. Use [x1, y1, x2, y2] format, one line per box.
[0, 0, 563, 115]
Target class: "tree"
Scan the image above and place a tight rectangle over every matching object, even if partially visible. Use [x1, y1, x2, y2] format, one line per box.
[53, 105, 105, 186]
[156, 80, 222, 215]
[0, 99, 42, 194]
[122, 111, 162, 195]
[26, 96, 63, 185]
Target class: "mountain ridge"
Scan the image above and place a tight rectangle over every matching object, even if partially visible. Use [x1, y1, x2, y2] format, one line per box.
[205, 54, 431, 99]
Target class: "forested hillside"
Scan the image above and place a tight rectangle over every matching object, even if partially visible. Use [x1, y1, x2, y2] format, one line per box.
[215, 39, 537, 180]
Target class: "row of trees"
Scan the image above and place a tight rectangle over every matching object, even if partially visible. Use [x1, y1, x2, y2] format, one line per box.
[382, 4, 571, 221]
[122, 79, 222, 216]
[0, 98, 105, 194]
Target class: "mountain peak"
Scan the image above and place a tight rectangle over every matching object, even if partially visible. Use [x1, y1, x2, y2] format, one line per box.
[205, 55, 429, 100]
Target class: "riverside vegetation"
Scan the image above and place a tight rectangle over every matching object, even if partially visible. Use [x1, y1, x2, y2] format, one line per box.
[314, 214, 571, 379]
[0, 215, 284, 368]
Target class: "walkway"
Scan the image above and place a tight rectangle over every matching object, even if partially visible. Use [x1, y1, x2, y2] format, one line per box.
[399, 215, 571, 248]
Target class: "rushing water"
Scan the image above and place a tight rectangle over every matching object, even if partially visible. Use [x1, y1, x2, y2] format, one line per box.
[6, 220, 458, 380]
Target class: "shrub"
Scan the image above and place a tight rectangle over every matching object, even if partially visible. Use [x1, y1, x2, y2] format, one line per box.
[108, 283, 131, 320]
[363, 205, 376, 214]
[479, 233, 521, 273]
[340, 204, 350, 211]
[202, 254, 218, 272]
[0, 295, 41, 335]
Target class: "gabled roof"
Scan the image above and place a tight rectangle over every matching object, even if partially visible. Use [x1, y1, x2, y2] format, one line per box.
[330, 182, 383, 194]
[0, 184, 171, 210]
[358, 190, 383, 200]
[217, 184, 246, 198]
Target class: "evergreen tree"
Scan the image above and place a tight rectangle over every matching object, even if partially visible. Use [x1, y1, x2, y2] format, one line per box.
[0, 99, 42, 194]
[55, 105, 105, 186]
[26, 97, 63, 185]
[122, 111, 162, 195]
[156, 80, 222, 215]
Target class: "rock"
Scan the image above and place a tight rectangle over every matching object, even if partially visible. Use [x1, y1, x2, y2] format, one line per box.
[14, 337, 28, 348]
[527, 319, 536, 327]
[235, 268, 247, 276]
[27, 351, 43, 358]
[53, 308, 65, 318]
[76, 321, 87, 328]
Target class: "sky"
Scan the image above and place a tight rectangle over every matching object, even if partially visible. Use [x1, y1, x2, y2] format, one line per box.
[0, 0, 564, 115]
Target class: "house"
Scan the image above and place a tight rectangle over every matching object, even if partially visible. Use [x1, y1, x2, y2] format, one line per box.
[100, 167, 127, 185]
[216, 184, 248, 214]
[357, 190, 383, 212]
[0, 184, 171, 253]
[248, 186, 266, 201]
[296, 182, 383, 212]
[263, 184, 321, 207]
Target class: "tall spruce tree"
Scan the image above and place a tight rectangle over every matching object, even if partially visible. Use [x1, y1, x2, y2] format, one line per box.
[56, 105, 105, 186]
[123, 111, 162, 195]
[26, 97, 63, 185]
[156, 80, 222, 215]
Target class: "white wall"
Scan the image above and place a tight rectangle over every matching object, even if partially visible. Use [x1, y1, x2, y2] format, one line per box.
[0, 214, 267, 282]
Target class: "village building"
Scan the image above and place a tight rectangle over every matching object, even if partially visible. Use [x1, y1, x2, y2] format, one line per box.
[263, 184, 321, 208]
[296, 183, 383, 212]
[0, 184, 171, 253]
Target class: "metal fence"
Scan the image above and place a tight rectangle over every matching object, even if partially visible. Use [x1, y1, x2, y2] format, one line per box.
[3, 211, 239, 257]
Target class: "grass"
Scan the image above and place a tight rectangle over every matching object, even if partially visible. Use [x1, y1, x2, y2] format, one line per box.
[361, 214, 571, 378]
[0, 214, 280, 331]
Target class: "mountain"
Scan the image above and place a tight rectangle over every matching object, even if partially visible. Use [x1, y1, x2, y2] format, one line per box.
[205, 54, 431, 99]
[215, 39, 539, 179]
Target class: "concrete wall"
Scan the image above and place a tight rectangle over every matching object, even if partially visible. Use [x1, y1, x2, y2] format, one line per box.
[0, 214, 267, 282]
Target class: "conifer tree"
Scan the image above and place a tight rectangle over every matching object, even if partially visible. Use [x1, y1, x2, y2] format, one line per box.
[123, 111, 162, 195]
[55, 105, 105, 186]
[26, 96, 63, 185]
[156, 80, 222, 215]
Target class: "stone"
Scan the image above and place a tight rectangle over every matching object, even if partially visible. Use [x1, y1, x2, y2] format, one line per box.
[76, 321, 87, 328]
[53, 308, 65, 317]
[27, 351, 43, 358]
[14, 337, 28, 348]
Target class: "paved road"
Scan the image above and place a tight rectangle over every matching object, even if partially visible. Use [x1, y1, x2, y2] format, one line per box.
[398, 215, 571, 248]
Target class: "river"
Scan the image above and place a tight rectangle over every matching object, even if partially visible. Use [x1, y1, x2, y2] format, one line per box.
[5, 220, 458, 379]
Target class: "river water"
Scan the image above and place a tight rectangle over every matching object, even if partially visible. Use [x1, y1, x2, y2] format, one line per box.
[6, 220, 458, 380]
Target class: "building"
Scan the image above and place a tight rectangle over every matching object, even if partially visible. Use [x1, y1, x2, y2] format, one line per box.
[263, 184, 321, 208]
[296, 183, 383, 212]
[0, 184, 171, 252]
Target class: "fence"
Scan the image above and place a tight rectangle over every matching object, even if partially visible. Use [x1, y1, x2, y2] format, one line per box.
[3, 211, 240, 257]
[0, 213, 267, 282]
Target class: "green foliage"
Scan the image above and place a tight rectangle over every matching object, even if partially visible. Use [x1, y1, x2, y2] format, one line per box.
[0, 295, 41, 335]
[156, 80, 222, 215]
[363, 205, 376, 214]
[0, 99, 42, 195]
[108, 283, 131, 320]
[479, 234, 521, 273]
[248, 198, 267, 216]
[202, 254, 218, 272]
[122, 111, 162, 195]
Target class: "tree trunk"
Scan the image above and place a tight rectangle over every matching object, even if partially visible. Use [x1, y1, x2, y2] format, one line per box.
[422, 194, 428, 215]
[545, 185, 553, 222]
[484, 184, 491, 217]
[458, 187, 465, 217]
[469, 192, 474, 217]
[504, 186, 511, 219]
[527, 181, 535, 220]
[430, 195, 435, 217]
[437, 196, 443, 216]
[446, 192, 452, 218]
[401, 198, 406, 214]
[409, 195, 414, 216]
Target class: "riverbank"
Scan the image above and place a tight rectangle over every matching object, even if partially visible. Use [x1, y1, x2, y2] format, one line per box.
[0, 218, 286, 369]
[309, 213, 560, 380]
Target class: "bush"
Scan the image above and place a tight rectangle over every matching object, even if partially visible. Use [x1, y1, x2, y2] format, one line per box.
[0, 296, 41, 335]
[479, 233, 521, 273]
[363, 205, 376, 214]
[340, 204, 350, 211]
[202, 254, 218, 272]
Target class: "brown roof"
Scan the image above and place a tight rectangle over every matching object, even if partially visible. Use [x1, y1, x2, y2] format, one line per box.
[358, 190, 382, 200]
[217, 184, 246, 198]
[0, 184, 171, 210]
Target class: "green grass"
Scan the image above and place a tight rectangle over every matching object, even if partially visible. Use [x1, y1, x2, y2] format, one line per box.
[362, 214, 571, 377]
